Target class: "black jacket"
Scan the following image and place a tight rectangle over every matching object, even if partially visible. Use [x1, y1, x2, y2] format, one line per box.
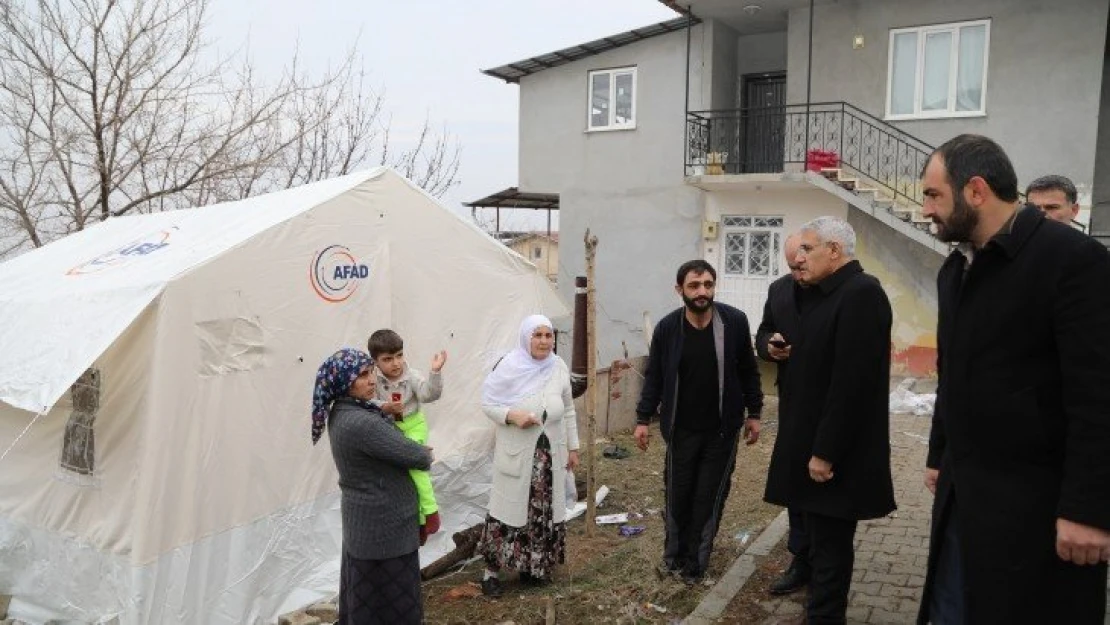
[763, 260, 896, 521]
[919, 206, 1110, 625]
[755, 273, 803, 389]
[635, 302, 763, 441]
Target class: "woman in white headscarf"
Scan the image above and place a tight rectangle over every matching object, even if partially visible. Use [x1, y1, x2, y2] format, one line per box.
[476, 314, 580, 597]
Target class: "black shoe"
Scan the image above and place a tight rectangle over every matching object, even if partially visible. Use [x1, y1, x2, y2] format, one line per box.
[769, 557, 811, 595]
[519, 572, 551, 587]
[481, 576, 504, 598]
[655, 560, 682, 580]
[680, 569, 705, 586]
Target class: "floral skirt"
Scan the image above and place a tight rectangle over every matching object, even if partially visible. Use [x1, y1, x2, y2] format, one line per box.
[477, 433, 566, 578]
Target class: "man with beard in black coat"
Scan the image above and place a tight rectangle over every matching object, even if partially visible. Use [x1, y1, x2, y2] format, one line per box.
[764, 216, 896, 625]
[917, 134, 1110, 625]
[756, 232, 813, 596]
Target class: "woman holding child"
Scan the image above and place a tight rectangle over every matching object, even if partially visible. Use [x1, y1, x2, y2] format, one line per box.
[477, 314, 581, 597]
[311, 348, 432, 624]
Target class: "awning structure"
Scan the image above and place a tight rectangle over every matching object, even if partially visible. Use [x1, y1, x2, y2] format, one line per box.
[465, 187, 559, 233]
[464, 187, 559, 210]
[481, 16, 699, 83]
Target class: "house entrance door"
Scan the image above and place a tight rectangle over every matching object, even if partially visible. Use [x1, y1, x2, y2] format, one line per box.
[739, 73, 787, 173]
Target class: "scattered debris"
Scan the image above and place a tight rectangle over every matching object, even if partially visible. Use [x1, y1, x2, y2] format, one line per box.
[890, 378, 936, 416]
[602, 444, 631, 459]
[567, 485, 611, 521]
[735, 530, 752, 545]
[596, 513, 629, 525]
[597, 512, 642, 525]
[618, 524, 646, 536]
[645, 602, 669, 614]
[443, 582, 483, 601]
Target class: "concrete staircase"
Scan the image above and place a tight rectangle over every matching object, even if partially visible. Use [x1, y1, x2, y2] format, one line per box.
[818, 167, 936, 234]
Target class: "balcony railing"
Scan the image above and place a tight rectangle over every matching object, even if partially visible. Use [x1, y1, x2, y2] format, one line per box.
[685, 102, 935, 208]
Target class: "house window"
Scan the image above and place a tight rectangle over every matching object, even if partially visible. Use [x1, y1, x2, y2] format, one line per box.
[532, 245, 543, 259]
[588, 67, 636, 131]
[722, 216, 784, 277]
[886, 19, 990, 119]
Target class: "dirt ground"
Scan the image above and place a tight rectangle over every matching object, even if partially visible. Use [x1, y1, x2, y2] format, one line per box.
[722, 538, 799, 624]
[421, 398, 784, 625]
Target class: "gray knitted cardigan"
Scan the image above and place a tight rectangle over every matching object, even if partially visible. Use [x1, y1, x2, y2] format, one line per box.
[327, 398, 433, 560]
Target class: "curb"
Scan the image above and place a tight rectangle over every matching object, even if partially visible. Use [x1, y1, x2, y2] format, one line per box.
[683, 510, 790, 624]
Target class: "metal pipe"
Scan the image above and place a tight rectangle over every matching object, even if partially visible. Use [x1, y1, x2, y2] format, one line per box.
[570, 276, 589, 398]
[683, 8, 693, 176]
[805, 0, 815, 160]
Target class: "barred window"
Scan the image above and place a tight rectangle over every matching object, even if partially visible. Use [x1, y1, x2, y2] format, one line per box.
[721, 215, 783, 277]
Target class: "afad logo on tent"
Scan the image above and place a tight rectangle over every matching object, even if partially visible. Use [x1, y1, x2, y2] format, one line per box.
[309, 245, 370, 303]
[66, 227, 177, 276]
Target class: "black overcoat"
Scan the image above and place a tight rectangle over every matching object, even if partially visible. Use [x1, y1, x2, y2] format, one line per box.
[764, 260, 896, 520]
[918, 207, 1110, 624]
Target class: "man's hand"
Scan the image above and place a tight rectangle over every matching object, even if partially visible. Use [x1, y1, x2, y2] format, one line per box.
[768, 333, 792, 361]
[634, 424, 650, 451]
[742, 418, 761, 445]
[567, 450, 580, 471]
[808, 456, 834, 483]
[507, 410, 541, 428]
[924, 468, 939, 494]
[430, 350, 447, 373]
[1056, 518, 1110, 565]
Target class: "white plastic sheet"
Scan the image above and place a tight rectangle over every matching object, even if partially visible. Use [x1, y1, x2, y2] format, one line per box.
[889, 378, 936, 416]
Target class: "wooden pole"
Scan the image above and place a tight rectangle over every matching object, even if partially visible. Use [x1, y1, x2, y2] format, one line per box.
[583, 229, 599, 534]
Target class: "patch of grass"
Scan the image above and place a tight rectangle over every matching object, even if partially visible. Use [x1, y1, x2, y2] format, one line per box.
[423, 400, 784, 624]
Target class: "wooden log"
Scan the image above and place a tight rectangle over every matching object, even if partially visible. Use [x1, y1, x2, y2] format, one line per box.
[420, 524, 484, 581]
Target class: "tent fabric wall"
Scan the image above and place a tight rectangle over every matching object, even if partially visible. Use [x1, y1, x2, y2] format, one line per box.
[0, 168, 567, 624]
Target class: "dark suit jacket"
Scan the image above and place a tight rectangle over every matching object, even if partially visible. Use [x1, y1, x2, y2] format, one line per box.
[755, 273, 802, 390]
[919, 206, 1110, 624]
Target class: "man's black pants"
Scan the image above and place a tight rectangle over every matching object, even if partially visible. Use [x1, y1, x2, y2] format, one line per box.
[806, 511, 858, 625]
[788, 508, 810, 560]
[663, 426, 739, 577]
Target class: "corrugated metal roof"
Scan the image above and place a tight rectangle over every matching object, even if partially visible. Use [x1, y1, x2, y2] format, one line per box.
[481, 16, 699, 83]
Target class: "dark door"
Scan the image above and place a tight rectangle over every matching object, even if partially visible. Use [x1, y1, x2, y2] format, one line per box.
[741, 73, 787, 173]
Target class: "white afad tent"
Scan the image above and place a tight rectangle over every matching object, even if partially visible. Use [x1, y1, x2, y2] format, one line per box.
[0, 168, 567, 624]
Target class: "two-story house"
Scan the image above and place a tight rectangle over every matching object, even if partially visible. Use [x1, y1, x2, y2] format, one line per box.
[473, 0, 1110, 376]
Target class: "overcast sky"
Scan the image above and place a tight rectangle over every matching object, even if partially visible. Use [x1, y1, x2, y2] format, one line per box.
[207, 0, 677, 231]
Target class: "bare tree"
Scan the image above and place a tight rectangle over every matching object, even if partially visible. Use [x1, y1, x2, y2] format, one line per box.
[0, 0, 460, 256]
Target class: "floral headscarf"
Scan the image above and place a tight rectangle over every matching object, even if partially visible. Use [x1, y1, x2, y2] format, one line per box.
[311, 348, 377, 444]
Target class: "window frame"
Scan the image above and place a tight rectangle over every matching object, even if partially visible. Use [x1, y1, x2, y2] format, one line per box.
[721, 216, 784, 277]
[586, 66, 638, 132]
[885, 19, 991, 121]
